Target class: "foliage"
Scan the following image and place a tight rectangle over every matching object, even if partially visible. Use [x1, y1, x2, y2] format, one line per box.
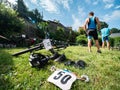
[0, 46, 120, 90]
[111, 28, 120, 33]
[68, 31, 79, 43]
[113, 37, 120, 46]
[78, 27, 86, 35]
[37, 21, 49, 38]
[55, 26, 66, 40]
[76, 35, 87, 45]
[16, 0, 28, 19]
[100, 21, 108, 29]
[0, 3, 24, 37]
[16, 0, 43, 23]
[28, 9, 43, 23]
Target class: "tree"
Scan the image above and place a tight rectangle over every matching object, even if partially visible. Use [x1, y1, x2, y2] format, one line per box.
[37, 21, 49, 38]
[0, 3, 24, 37]
[16, 0, 28, 19]
[78, 27, 86, 35]
[100, 21, 108, 29]
[111, 28, 120, 33]
[28, 9, 43, 23]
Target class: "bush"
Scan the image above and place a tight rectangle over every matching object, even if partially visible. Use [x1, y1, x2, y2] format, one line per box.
[113, 37, 120, 46]
[76, 35, 87, 45]
[98, 37, 102, 46]
[109, 37, 114, 47]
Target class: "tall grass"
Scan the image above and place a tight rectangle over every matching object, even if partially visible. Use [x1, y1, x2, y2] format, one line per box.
[0, 46, 120, 90]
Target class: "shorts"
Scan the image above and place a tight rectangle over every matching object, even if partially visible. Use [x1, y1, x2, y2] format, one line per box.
[102, 36, 109, 42]
[87, 30, 98, 40]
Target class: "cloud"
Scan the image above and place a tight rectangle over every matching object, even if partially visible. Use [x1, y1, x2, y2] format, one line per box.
[39, 0, 58, 13]
[102, 10, 120, 22]
[72, 6, 86, 30]
[39, 0, 72, 13]
[56, 0, 73, 10]
[85, 0, 91, 4]
[93, 1, 99, 5]
[72, 15, 81, 30]
[31, 0, 37, 4]
[85, 0, 100, 5]
[103, 0, 114, 9]
[103, 0, 114, 3]
[7, 0, 16, 4]
[105, 4, 114, 9]
[115, 5, 120, 9]
[78, 6, 86, 18]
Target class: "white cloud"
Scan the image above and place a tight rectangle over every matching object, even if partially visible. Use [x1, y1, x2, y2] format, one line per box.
[24, 2, 29, 7]
[85, 0, 100, 5]
[105, 4, 114, 9]
[39, 0, 58, 13]
[31, 0, 37, 4]
[39, 0, 72, 13]
[56, 0, 72, 10]
[93, 0, 100, 5]
[102, 10, 120, 22]
[78, 6, 86, 18]
[8, 0, 16, 4]
[72, 15, 81, 30]
[71, 6, 86, 30]
[115, 5, 120, 9]
[103, 0, 114, 9]
[103, 0, 114, 3]
[85, 0, 91, 4]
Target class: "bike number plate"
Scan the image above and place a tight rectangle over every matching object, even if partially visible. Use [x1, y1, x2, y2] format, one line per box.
[47, 69, 77, 90]
[43, 39, 52, 50]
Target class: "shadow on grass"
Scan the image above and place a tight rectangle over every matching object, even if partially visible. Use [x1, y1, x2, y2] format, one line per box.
[0, 49, 14, 89]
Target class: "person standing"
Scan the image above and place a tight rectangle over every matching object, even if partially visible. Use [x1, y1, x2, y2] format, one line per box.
[83, 11, 101, 53]
[101, 26, 111, 50]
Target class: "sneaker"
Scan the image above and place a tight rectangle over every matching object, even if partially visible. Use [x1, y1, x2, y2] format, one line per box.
[97, 50, 101, 53]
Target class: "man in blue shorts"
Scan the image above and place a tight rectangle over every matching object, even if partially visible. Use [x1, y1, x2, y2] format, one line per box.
[101, 26, 111, 50]
[83, 12, 101, 53]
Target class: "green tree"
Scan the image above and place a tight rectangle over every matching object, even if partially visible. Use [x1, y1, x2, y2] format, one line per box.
[16, 0, 28, 19]
[111, 28, 120, 33]
[0, 3, 24, 37]
[78, 27, 86, 35]
[100, 21, 108, 29]
[37, 21, 49, 38]
[28, 9, 43, 23]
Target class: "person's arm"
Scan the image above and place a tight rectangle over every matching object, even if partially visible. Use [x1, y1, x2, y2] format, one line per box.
[110, 29, 112, 35]
[96, 17, 101, 30]
[83, 18, 89, 31]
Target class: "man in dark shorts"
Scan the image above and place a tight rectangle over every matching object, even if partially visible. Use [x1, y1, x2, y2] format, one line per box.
[83, 12, 101, 53]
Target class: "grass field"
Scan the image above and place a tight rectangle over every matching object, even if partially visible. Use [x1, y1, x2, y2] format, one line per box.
[0, 46, 120, 90]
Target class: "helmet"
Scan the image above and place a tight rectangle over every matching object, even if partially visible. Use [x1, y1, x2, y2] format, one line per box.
[29, 53, 49, 68]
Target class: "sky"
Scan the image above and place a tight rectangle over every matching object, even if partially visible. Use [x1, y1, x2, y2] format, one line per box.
[8, 0, 120, 30]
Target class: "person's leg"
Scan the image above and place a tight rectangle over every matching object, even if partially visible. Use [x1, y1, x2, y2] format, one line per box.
[87, 36, 92, 52]
[102, 36, 105, 48]
[93, 31, 101, 53]
[102, 41, 105, 48]
[106, 41, 110, 50]
[106, 36, 110, 50]
[95, 40, 100, 50]
[88, 39, 92, 52]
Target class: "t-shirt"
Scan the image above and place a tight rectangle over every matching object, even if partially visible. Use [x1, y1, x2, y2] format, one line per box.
[101, 28, 111, 37]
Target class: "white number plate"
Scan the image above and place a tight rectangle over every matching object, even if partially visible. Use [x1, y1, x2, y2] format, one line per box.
[47, 69, 77, 90]
[43, 39, 52, 50]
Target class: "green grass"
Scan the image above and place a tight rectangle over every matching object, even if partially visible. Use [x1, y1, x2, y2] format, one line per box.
[0, 46, 120, 90]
